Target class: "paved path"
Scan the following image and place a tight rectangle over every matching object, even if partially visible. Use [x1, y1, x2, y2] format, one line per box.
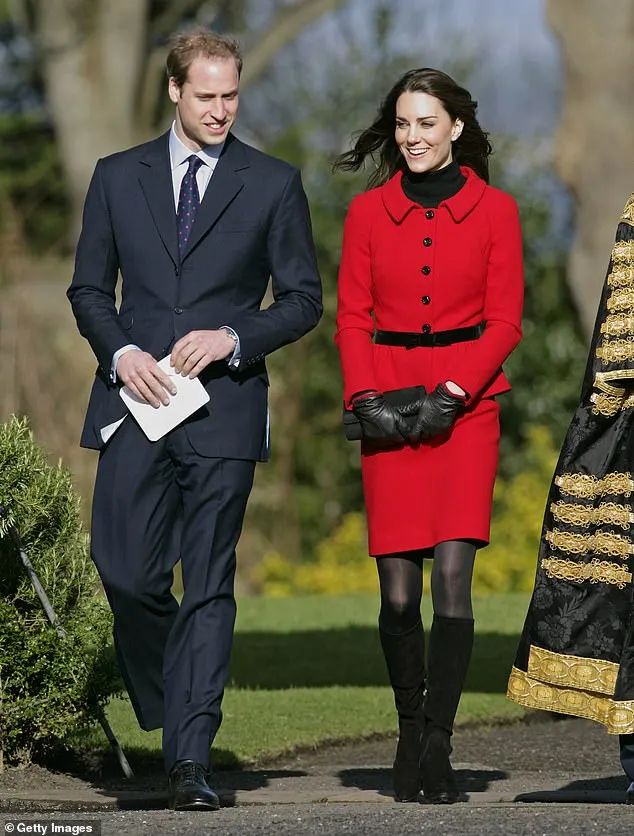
[0, 717, 632, 834]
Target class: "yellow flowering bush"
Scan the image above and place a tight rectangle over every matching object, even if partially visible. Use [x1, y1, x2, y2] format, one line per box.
[252, 512, 376, 596]
[474, 425, 558, 593]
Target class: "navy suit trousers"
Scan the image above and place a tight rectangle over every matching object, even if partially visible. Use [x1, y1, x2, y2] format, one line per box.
[90, 416, 255, 771]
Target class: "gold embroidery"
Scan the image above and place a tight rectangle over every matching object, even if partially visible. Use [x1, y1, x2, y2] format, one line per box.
[607, 268, 634, 289]
[545, 530, 634, 558]
[621, 194, 634, 226]
[507, 666, 634, 734]
[555, 472, 633, 499]
[591, 393, 618, 417]
[590, 391, 634, 417]
[527, 646, 618, 696]
[550, 501, 634, 529]
[606, 290, 634, 312]
[601, 314, 634, 336]
[594, 369, 634, 388]
[612, 240, 634, 264]
[599, 234, 634, 360]
[596, 339, 634, 364]
[541, 556, 632, 588]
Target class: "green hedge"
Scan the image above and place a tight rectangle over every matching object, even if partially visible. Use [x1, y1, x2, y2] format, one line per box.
[0, 416, 120, 764]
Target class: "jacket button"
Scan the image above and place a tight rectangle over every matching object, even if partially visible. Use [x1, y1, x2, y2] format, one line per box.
[421, 265, 431, 275]
[425, 210, 435, 219]
[423, 237, 432, 247]
[421, 324, 431, 334]
[174, 307, 183, 314]
[422, 296, 431, 305]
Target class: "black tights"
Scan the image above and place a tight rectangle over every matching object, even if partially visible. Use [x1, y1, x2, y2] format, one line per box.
[376, 540, 476, 634]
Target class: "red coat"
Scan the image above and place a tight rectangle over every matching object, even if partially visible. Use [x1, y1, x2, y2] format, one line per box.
[335, 167, 523, 555]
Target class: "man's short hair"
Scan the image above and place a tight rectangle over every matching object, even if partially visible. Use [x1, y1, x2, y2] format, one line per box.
[166, 29, 242, 87]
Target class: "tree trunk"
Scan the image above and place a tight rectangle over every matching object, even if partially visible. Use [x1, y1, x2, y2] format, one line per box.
[35, 0, 149, 241]
[547, 0, 634, 338]
[27, 0, 348, 245]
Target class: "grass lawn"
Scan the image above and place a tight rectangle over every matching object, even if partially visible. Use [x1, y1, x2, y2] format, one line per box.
[76, 593, 532, 767]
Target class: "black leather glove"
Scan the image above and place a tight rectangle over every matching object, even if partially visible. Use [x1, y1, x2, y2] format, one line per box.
[408, 383, 465, 443]
[352, 393, 410, 444]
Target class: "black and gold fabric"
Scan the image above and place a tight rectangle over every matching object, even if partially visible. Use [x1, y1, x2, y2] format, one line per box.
[507, 194, 634, 734]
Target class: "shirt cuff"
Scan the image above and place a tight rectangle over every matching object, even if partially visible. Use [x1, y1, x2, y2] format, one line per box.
[111, 344, 141, 383]
[221, 327, 241, 369]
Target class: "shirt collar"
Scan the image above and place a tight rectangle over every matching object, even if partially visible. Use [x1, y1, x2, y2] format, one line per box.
[169, 122, 224, 170]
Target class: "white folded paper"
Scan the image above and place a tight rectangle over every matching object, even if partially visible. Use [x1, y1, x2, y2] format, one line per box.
[119, 356, 210, 441]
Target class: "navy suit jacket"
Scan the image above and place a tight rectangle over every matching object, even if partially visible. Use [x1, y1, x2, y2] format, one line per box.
[68, 131, 323, 459]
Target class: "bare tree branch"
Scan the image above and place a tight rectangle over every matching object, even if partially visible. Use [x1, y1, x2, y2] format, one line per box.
[149, 0, 211, 42]
[14, 0, 352, 238]
[240, 0, 349, 87]
[8, 0, 37, 32]
[140, 0, 351, 135]
[136, 46, 171, 137]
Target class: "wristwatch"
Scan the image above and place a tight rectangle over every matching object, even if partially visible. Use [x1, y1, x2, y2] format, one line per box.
[221, 327, 238, 344]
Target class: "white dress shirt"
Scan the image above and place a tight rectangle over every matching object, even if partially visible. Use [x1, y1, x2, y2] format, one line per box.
[169, 123, 223, 208]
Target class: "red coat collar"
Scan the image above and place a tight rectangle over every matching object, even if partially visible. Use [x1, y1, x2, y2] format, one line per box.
[381, 166, 487, 223]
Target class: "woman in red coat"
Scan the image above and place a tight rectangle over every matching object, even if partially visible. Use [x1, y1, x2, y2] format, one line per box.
[334, 68, 523, 804]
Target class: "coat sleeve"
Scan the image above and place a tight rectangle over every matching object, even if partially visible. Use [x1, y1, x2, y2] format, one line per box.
[451, 192, 524, 400]
[66, 159, 130, 375]
[335, 195, 378, 405]
[586, 193, 634, 413]
[227, 168, 323, 362]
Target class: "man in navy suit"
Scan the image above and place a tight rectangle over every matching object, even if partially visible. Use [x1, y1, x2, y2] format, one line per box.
[67, 29, 322, 811]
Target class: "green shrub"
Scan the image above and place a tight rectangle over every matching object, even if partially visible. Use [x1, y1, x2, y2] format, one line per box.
[0, 115, 70, 254]
[0, 416, 119, 765]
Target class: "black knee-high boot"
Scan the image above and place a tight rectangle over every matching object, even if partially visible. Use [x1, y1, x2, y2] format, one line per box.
[379, 619, 426, 801]
[421, 615, 474, 804]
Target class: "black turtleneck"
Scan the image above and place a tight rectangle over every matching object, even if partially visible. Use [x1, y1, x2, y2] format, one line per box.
[401, 160, 466, 208]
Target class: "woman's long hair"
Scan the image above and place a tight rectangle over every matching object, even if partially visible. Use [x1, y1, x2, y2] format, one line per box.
[334, 68, 492, 187]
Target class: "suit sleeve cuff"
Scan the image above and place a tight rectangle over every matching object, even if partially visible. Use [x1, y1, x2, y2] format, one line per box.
[111, 344, 141, 383]
[221, 326, 241, 369]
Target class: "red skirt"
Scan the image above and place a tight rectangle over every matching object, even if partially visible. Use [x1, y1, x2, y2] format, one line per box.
[361, 397, 500, 556]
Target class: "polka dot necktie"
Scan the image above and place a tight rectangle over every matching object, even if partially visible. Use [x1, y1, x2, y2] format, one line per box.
[177, 154, 204, 258]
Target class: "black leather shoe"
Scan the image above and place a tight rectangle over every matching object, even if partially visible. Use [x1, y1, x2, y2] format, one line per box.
[168, 760, 220, 811]
[420, 725, 458, 804]
[626, 782, 634, 804]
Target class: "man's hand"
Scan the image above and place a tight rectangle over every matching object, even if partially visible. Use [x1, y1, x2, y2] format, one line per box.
[171, 329, 237, 378]
[117, 350, 176, 408]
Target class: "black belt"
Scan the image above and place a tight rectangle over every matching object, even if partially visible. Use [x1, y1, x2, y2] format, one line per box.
[374, 322, 485, 348]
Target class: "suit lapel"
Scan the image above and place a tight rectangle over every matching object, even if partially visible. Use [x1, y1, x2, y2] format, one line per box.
[182, 133, 249, 259]
[138, 133, 179, 267]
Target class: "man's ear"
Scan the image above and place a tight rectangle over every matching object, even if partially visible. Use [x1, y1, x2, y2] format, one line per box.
[168, 77, 181, 105]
